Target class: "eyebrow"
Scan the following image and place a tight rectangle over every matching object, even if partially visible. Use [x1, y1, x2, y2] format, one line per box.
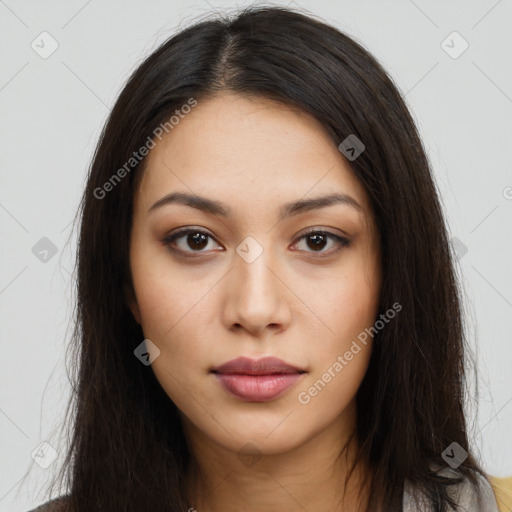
[148, 191, 363, 220]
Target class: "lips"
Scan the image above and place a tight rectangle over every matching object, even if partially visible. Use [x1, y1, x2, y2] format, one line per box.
[211, 356, 306, 376]
[211, 356, 306, 402]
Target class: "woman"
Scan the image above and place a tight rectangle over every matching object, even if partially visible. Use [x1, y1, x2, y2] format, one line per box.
[30, 5, 500, 511]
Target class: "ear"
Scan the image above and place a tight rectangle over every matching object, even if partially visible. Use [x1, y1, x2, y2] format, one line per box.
[124, 283, 141, 325]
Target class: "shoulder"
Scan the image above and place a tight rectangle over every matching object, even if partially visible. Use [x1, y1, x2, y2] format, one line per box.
[404, 467, 499, 512]
[446, 469, 499, 512]
[487, 476, 512, 512]
[26, 495, 70, 512]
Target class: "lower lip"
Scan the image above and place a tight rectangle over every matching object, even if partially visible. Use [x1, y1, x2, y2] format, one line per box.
[213, 373, 304, 402]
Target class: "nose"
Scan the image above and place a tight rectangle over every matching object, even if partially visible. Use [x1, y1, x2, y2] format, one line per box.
[222, 243, 292, 337]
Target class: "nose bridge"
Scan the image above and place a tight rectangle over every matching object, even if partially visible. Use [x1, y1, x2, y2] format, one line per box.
[224, 234, 289, 333]
[235, 235, 277, 300]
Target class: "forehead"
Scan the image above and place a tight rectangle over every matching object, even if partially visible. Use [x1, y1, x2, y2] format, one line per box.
[134, 93, 371, 219]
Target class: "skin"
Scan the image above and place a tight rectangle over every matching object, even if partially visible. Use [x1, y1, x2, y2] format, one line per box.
[127, 92, 382, 512]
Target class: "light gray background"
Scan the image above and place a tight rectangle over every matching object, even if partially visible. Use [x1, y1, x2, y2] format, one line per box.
[1, 0, 511, 510]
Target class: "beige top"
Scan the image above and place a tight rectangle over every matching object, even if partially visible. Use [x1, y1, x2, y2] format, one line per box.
[403, 469, 499, 511]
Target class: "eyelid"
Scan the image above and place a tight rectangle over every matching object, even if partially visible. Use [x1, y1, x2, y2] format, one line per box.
[161, 226, 351, 257]
[161, 227, 222, 257]
[292, 228, 351, 255]
[296, 226, 350, 241]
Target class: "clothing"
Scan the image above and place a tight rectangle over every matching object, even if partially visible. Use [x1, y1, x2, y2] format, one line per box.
[29, 473, 500, 511]
[403, 469, 499, 511]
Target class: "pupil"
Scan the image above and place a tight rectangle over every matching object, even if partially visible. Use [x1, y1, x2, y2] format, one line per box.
[308, 234, 326, 251]
[185, 233, 327, 252]
[189, 233, 207, 250]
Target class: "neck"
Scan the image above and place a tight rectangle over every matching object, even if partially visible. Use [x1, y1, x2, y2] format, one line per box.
[182, 416, 370, 512]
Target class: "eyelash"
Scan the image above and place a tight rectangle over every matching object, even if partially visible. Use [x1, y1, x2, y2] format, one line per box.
[161, 228, 351, 258]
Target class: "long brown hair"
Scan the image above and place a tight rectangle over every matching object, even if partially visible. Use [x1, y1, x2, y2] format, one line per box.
[44, 5, 487, 511]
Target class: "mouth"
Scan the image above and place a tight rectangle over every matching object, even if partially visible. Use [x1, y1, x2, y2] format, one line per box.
[211, 356, 307, 402]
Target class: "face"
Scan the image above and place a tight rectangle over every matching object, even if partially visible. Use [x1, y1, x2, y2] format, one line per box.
[128, 92, 381, 459]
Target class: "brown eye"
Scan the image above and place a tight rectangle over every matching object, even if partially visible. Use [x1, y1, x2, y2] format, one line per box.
[294, 230, 351, 255]
[162, 228, 220, 255]
[305, 233, 328, 251]
[184, 232, 208, 250]
[161, 228, 350, 259]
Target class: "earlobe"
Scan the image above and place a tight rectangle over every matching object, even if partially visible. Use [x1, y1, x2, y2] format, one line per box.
[124, 283, 141, 325]
[130, 300, 141, 325]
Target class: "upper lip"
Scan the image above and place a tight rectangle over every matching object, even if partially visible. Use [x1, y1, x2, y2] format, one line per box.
[211, 356, 306, 375]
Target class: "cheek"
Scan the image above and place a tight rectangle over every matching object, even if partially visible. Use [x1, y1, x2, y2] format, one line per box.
[296, 280, 376, 416]
[130, 243, 207, 341]
[147, 304, 216, 423]
[130, 246, 217, 373]
[317, 260, 380, 345]
[134, 277, 214, 409]
[303, 253, 379, 395]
